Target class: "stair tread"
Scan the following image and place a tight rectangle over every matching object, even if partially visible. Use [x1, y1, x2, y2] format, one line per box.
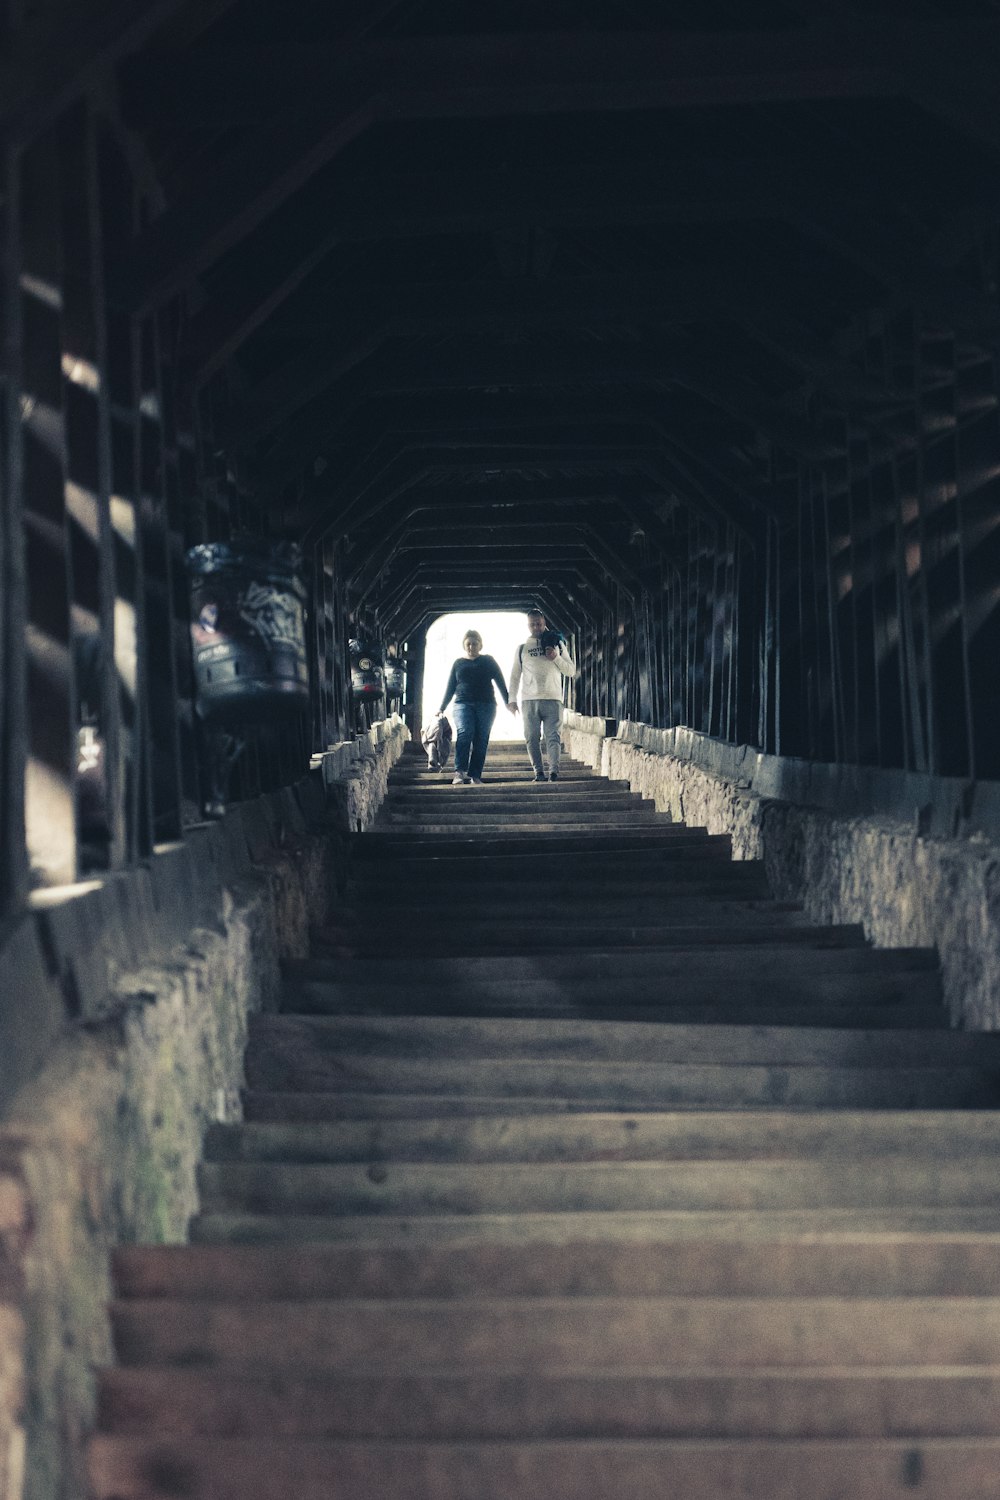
[246, 1013, 993, 1063]
[94, 1363, 1000, 1440]
[208, 1109, 1000, 1164]
[84, 1434, 1000, 1500]
[90, 747, 992, 1486]
[110, 1235, 1000, 1299]
[190, 1206, 1000, 1246]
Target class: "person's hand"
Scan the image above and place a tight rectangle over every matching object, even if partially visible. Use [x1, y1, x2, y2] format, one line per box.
[508, 702, 519, 715]
[435, 710, 443, 718]
[544, 646, 557, 660]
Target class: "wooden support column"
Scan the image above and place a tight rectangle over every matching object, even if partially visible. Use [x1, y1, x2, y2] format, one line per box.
[58, 104, 126, 870]
[134, 313, 181, 840]
[157, 300, 200, 818]
[98, 120, 148, 861]
[1, 139, 28, 907]
[17, 128, 77, 887]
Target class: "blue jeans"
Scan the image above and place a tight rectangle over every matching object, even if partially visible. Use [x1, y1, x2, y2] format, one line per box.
[452, 701, 496, 779]
[521, 699, 563, 774]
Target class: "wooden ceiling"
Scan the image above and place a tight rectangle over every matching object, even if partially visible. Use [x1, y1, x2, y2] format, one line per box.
[12, 0, 1000, 628]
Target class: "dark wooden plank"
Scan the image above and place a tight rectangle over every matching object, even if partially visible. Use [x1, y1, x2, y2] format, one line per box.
[114, 20, 912, 311]
[0, 143, 29, 909]
[19, 128, 77, 887]
[126, 23, 902, 125]
[1, 0, 241, 143]
[175, 154, 992, 380]
[97, 120, 149, 864]
[136, 313, 183, 843]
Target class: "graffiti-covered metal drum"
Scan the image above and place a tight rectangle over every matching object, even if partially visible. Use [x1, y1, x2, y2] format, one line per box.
[350, 640, 385, 700]
[383, 657, 406, 697]
[187, 541, 309, 722]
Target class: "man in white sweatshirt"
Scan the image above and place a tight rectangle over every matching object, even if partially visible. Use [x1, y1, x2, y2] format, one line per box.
[507, 610, 578, 781]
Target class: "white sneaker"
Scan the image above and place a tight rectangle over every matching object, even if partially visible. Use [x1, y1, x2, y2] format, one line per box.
[452, 773, 466, 785]
[470, 777, 483, 784]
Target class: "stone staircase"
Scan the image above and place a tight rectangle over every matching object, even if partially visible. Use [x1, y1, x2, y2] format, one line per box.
[89, 742, 1000, 1497]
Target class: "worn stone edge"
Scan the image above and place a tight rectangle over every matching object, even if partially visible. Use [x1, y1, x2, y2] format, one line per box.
[564, 713, 999, 1031]
[0, 716, 408, 1500]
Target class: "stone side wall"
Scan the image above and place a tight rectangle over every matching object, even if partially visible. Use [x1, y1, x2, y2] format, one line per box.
[564, 714, 1000, 1031]
[0, 717, 408, 1500]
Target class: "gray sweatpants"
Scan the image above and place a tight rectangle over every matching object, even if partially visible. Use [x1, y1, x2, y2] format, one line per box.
[521, 698, 563, 774]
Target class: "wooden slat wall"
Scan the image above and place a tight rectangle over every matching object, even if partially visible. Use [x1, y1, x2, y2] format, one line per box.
[573, 309, 1000, 782]
[18, 127, 76, 888]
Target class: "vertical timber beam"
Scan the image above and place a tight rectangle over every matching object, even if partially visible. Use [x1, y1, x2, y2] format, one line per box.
[137, 310, 182, 841]
[1, 138, 28, 906]
[59, 102, 127, 871]
[19, 128, 76, 887]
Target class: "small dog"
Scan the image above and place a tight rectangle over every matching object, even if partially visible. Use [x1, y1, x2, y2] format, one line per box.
[421, 715, 453, 770]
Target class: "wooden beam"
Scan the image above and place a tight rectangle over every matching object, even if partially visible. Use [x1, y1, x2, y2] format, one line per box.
[303, 477, 636, 536]
[264, 383, 828, 493]
[127, 24, 901, 124]
[223, 272, 752, 448]
[297, 435, 763, 548]
[377, 560, 615, 620]
[109, 93, 377, 315]
[116, 19, 911, 310]
[306, 440, 670, 534]
[174, 152, 991, 373]
[353, 527, 645, 604]
[1, 0, 241, 144]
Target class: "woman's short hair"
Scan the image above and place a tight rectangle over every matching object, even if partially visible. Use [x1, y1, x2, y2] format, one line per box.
[463, 630, 482, 645]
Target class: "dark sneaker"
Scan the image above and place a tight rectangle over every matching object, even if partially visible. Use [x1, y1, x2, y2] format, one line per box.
[549, 770, 559, 781]
[532, 770, 547, 782]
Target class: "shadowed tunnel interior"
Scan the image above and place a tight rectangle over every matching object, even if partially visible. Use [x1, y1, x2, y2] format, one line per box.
[6, 0, 1000, 899]
[9, 6, 1000, 1496]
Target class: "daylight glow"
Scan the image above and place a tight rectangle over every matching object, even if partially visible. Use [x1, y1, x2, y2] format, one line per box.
[422, 611, 533, 740]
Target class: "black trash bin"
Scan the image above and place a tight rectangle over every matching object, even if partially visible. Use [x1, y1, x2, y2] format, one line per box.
[350, 640, 385, 702]
[187, 540, 309, 724]
[383, 656, 406, 700]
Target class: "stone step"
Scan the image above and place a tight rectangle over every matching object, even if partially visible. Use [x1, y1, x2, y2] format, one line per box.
[347, 863, 769, 897]
[282, 987, 946, 1030]
[371, 819, 678, 835]
[197, 1156, 1000, 1219]
[359, 882, 775, 913]
[327, 901, 806, 937]
[286, 947, 939, 986]
[385, 786, 641, 802]
[313, 922, 867, 958]
[352, 829, 720, 858]
[94, 1364, 1000, 1440]
[191, 1204, 1000, 1245]
[283, 956, 942, 1009]
[107, 1294, 1000, 1371]
[392, 769, 609, 784]
[84, 1434, 1000, 1500]
[381, 806, 657, 823]
[350, 843, 738, 879]
[380, 802, 659, 821]
[241, 1052, 1000, 1110]
[248, 1014, 989, 1069]
[205, 1111, 1000, 1168]
[108, 1235, 1000, 1301]
[386, 775, 641, 790]
[281, 972, 944, 1028]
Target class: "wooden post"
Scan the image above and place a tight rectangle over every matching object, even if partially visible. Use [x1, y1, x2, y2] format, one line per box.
[1, 140, 29, 907]
[18, 128, 77, 887]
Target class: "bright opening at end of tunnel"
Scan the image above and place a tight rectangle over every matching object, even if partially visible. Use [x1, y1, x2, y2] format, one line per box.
[422, 611, 533, 741]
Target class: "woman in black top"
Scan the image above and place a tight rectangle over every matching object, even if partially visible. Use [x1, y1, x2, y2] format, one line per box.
[438, 630, 509, 784]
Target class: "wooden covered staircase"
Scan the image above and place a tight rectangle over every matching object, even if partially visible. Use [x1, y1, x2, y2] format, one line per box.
[89, 742, 1000, 1498]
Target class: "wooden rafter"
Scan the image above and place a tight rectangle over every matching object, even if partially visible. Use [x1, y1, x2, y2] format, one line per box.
[114, 18, 922, 310]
